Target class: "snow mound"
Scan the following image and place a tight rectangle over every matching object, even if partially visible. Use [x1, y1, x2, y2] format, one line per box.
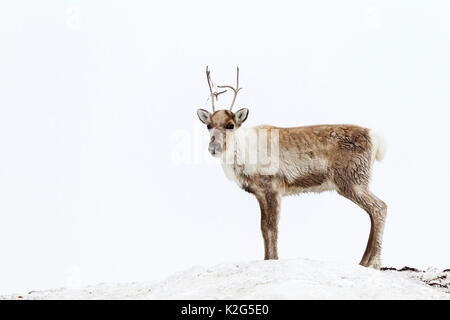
[2, 258, 450, 300]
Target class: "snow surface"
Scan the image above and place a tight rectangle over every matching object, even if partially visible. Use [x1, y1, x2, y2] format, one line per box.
[2, 258, 449, 300]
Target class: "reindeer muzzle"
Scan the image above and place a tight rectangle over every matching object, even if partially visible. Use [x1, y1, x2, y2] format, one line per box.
[208, 142, 222, 157]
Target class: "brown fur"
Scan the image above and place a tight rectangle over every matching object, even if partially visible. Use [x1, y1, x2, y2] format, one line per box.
[209, 110, 236, 129]
[288, 172, 327, 189]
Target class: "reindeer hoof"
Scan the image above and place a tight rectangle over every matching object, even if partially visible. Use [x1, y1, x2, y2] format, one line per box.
[360, 258, 382, 270]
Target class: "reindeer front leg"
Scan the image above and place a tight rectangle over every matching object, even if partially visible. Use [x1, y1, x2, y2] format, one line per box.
[256, 191, 281, 260]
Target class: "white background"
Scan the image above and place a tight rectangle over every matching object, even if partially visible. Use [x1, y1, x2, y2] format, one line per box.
[0, 0, 449, 293]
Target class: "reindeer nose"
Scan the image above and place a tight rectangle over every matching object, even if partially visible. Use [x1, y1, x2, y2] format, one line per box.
[208, 143, 222, 156]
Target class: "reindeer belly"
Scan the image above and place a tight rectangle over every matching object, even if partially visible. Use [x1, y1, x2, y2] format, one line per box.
[280, 156, 336, 195]
[283, 176, 336, 195]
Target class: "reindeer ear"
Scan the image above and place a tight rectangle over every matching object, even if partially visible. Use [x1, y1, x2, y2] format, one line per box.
[235, 108, 249, 125]
[196, 109, 211, 124]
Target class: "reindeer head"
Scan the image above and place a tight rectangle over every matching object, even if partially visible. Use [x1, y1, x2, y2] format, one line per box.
[196, 66, 249, 157]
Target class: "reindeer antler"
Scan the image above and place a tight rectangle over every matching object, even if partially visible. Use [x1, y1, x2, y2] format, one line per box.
[218, 66, 242, 111]
[206, 66, 227, 113]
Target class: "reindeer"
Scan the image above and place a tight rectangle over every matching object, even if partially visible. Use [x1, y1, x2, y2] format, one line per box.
[196, 67, 387, 269]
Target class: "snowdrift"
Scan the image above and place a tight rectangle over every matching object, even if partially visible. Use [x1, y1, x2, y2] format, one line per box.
[2, 258, 449, 300]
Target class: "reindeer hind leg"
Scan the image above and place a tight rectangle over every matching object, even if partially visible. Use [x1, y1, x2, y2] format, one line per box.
[337, 185, 387, 269]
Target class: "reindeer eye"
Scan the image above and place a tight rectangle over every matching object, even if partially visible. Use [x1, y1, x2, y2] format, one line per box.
[207, 124, 212, 130]
[226, 124, 235, 130]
